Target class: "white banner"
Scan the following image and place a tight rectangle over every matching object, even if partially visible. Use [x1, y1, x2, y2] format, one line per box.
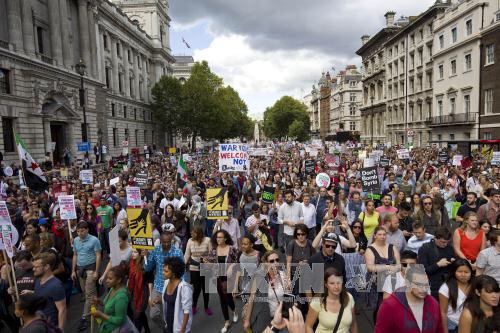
[397, 149, 410, 160]
[79, 170, 93, 185]
[218, 144, 249, 172]
[58, 195, 77, 220]
[452, 155, 463, 166]
[126, 186, 142, 207]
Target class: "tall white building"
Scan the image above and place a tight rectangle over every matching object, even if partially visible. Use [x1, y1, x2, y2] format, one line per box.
[172, 55, 194, 82]
[0, 0, 175, 165]
[431, 0, 498, 146]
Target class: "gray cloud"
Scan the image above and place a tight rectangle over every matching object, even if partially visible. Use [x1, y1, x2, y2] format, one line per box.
[170, 0, 436, 57]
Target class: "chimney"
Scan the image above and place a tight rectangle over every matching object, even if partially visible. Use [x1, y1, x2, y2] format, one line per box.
[385, 11, 396, 27]
[361, 35, 370, 45]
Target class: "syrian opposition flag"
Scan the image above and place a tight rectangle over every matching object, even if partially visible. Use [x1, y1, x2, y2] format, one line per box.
[15, 133, 49, 192]
[177, 155, 188, 191]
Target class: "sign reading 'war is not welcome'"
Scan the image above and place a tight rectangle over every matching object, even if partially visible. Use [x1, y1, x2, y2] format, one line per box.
[218, 144, 250, 172]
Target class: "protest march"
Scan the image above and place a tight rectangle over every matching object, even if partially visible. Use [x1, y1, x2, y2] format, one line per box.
[0, 139, 499, 333]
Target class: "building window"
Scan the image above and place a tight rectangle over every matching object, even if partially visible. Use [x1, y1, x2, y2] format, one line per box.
[464, 54, 472, 71]
[142, 110, 146, 120]
[464, 94, 470, 114]
[124, 128, 129, 140]
[103, 34, 108, 50]
[144, 130, 148, 143]
[116, 42, 121, 57]
[135, 129, 138, 146]
[485, 89, 493, 114]
[466, 19, 472, 36]
[450, 97, 456, 114]
[484, 132, 492, 140]
[113, 128, 118, 146]
[350, 122, 356, 131]
[450, 134, 455, 141]
[127, 49, 131, 62]
[486, 44, 495, 65]
[451, 27, 457, 43]
[437, 134, 442, 141]
[0, 69, 10, 94]
[496, 12, 500, 22]
[438, 100, 443, 116]
[349, 81, 356, 87]
[134, 108, 137, 120]
[36, 27, 45, 54]
[2, 118, 15, 152]
[111, 103, 115, 117]
[123, 105, 127, 118]
[350, 93, 356, 102]
[118, 73, 123, 93]
[451, 59, 457, 75]
[439, 35, 444, 49]
[139, 80, 143, 99]
[105, 68, 111, 89]
[438, 64, 444, 79]
[350, 106, 356, 116]
[129, 77, 134, 96]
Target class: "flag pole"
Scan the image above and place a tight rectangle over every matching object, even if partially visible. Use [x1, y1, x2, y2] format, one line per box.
[14, 132, 28, 193]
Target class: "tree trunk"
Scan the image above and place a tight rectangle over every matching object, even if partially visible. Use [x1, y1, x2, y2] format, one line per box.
[191, 133, 197, 152]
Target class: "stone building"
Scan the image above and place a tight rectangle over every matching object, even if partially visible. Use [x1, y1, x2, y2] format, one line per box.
[318, 72, 332, 139]
[384, 2, 450, 147]
[479, 9, 500, 140]
[330, 65, 362, 137]
[431, 0, 498, 146]
[0, 0, 175, 165]
[305, 86, 320, 138]
[172, 55, 194, 82]
[356, 12, 403, 145]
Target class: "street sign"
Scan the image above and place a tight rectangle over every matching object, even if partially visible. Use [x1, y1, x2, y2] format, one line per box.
[77, 142, 91, 152]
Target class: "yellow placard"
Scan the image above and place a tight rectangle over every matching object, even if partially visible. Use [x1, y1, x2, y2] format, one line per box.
[206, 188, 228, 220]
[60, 168, 68, 177]
[127, 208, 155, 250]
[482, 146, 493, 160]
[169, 147, 177, 154]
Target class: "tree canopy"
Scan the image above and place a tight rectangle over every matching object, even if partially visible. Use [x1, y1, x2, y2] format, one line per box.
[263, 96, 310, 142]
[151, 61, 254, 149]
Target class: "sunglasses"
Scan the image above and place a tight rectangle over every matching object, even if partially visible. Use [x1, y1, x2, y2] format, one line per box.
[401, 263, 410, 267]
[324, 244, 337, 249]
[268, 258, 280, 263]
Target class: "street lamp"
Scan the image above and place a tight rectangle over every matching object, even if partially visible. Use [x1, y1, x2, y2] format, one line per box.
[75, 59, 89, 167]
[370, 95, 374, 145]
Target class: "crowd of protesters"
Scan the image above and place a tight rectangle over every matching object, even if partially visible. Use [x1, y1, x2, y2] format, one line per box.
[0, 141, 499, 333]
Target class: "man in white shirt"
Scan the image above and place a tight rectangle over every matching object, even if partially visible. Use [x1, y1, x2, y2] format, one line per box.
[301, 193, 317, 241]
[278, 190, 304, 247]
[214, 205, 241, 248]
[159, 188, 179, 213]
[406, 221, 434, 254]
[382, 250, 418, 299]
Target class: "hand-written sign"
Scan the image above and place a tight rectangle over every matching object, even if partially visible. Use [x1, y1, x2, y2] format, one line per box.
[58, 195, 77, 220]
[219, 144, 249, 172]
[361, 167, 380, 193]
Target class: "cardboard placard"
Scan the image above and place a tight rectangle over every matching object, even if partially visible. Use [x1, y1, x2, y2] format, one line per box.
[206, 188, 229, 220]
[58, 195, 77, 220]
[79, 170, 93, 185]
[315, 173, 331, 188]
[128, 208, 154, 250]
[218, 144, 249, 172]
[126, 186, 142, 207]
[361, 167, 381, 193]
[305, 160, 315, 175]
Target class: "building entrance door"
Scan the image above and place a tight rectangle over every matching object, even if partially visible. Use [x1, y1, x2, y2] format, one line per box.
[50, 123, 66, 165]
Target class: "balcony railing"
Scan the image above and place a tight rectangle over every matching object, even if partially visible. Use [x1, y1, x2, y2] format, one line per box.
[427, 112, 477, 126]
[0, 40, 9, 50]
[41, 55, 53, 65]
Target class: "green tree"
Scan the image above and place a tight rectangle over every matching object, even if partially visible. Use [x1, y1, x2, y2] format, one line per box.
[215, 86, 254, 141]
[263, 96, 310, 140]
[150, 76, 183, 146]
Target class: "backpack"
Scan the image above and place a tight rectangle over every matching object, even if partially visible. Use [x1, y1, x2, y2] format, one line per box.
[31, 319, 63, 333]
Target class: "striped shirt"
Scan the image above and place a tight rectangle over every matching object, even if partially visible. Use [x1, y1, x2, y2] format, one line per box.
[144, 244, 185, 293]
[184, 237, 211, 271]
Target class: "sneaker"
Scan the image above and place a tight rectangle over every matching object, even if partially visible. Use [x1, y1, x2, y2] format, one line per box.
[205, 308, 213, 316]
[77, 318, 88, 332]
[232, 310, 239, 323]
[221, 322, 231, 333]
[192, 306, 198, 315]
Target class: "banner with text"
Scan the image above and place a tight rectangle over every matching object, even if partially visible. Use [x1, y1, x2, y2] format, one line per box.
[126, 186, 142, 207]
[58, 195, 77, 220]
[218, 144, 249, 172]
[79, 170, 93, 185]
[361, 167, 381, 193]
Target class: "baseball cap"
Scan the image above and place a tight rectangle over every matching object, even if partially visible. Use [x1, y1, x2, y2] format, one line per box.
[161, 223, 176, 233]
[322, 232, 340, 243]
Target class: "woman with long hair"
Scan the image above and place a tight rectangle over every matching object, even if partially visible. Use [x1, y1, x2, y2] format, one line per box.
[439, 259, 473, 333]
[184, 226, 212, 316]
[410, 193, 422, 215]
[458, 275, 499, 333]
[394, 191, 407, 210]
[173, 211, 189, 251]
[286, 224, 315, 294]
[18, 220, 41, 250]
[81, 203, 101, 237]
[128, 248, 151, 333]
[112, 201, 127, 228]
[162, 203, 175, 225]
[343, 220, 368, 255]
[453, 212, 487, 264]
[305, 267, 358, 333]
[337, 190, 349, 217]
[358, 199, 380, 241]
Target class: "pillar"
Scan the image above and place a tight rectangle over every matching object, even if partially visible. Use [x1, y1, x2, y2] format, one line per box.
[132, 50, 139, 99]
[6, 0, 23, 52]
[78, 0, 91, 68]
[88, 3, 98, 78]
[59, 0, 72, 67]
[142, 57, 148, 102]
[48, 0, 63, 65]
[20, 0, 35, 55]
[110, 35, 119, 94]
[123, 44, 130, 97]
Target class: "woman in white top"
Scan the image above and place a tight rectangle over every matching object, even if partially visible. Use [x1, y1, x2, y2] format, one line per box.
[305, 267, 358, 333]
[113, 201, 128, 227]
[184, 226, 212, 316]
[438, 258, 472, 333]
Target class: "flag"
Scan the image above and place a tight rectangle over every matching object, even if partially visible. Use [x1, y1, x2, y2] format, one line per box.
[177, 155, 188, 189]
[182, 37, 191, 49]
[15, 133, 48, 192]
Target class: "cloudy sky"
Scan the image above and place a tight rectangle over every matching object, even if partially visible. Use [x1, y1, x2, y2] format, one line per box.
[169, 0, 436, 120]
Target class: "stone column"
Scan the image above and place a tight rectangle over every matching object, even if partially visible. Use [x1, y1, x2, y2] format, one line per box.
[20, 0, 35, 55]
[110, 35, 119, 94]
[6, 0, 23, 52]
[123, 44, 130, 97]
[58, 0, 72, 66]
[98, 27, 106, 83]
[142, 57, 148, 103]
[48, 0, 63, 65]
[132, 50, 139, 100]
[88, 3, 98, 78]
[154, 61, 162, 83]
[78, 0, 91, 67]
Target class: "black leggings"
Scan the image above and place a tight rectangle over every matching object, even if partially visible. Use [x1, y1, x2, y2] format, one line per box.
[217, 278, 235, 321]
[132, 311, 150, 333]
[191, 270, 210, 309]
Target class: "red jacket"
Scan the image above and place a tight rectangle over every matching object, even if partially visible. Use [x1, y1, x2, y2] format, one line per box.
[375, 291, 444, 333]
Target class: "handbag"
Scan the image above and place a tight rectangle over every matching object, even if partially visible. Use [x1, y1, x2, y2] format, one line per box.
[332, 303, 345, 333]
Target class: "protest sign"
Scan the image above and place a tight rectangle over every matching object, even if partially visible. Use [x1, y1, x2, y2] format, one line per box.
[305, 160, 315, 175]
[206, 188, 229, 220]
[0, 224, 16, 257]
[363, 158, 375, 168]
[438, 152, 448, 164]
[452, 155, 463, 166]
[218, 144, 249, 172]
[60, 168, 69, 178]
[379, 157, 390, 167]
[110, 177, 120, 186]
[361, 167, 381, 193]
[0, 201, 10, 225]
[262, 186, 275, 204]
[58, 195, 77, 220]
[168, 147, 177, 154]
[109, 225, 121, 266]
[127, 208, 154, 250]
[183, 154, 192, 162]
[79, 170, 93, 185]
[492, 152, 500, 166]
[315, 173, 331, 188]
[249, 148, 267, 157]
[397, 149, 410, 160]
[126, 186, 142, 207]
[135, 171, 148, 187]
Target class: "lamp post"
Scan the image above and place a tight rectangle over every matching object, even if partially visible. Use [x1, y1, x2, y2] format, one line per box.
[75, 59, 89, 168]
[370, 95, 374, 145]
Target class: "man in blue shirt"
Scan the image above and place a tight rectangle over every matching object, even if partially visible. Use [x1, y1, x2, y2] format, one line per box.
[143, 223, 184, 329]
[71, 221, 102, 331]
